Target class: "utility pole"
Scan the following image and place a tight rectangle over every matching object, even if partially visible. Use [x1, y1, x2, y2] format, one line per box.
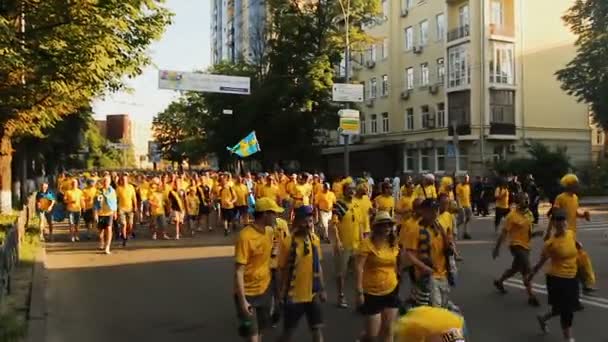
[338, 0, 351, 176]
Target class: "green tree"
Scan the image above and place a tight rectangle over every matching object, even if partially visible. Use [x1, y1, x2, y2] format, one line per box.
[556, 0, 608, 127]
[0, 0, 172, 212]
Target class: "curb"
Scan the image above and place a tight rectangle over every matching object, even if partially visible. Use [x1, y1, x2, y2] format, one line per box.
[26, 246, 47, 342]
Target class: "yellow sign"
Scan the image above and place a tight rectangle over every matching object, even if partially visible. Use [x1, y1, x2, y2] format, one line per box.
[339, 118, 360, 135]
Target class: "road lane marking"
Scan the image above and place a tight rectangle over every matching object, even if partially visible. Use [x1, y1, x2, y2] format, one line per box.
[502, 279, 608, 309]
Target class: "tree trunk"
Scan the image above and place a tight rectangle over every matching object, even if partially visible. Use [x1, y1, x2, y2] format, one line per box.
[0, 134, 13, 213]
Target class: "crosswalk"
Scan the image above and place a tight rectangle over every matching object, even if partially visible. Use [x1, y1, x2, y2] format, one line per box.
[503, 278, 608, 310]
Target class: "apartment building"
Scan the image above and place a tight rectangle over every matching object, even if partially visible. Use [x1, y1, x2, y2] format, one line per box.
[323, 0, 591, 178]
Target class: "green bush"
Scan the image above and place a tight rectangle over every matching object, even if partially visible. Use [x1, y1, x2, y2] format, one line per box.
[0, 312, 26, 342]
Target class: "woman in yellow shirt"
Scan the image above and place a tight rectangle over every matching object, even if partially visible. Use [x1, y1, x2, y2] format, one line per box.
[374, 182, 396, 217]
[527, 209, 579, 342]
[494, 180, 510, 232]
[355, 211, 400, 341]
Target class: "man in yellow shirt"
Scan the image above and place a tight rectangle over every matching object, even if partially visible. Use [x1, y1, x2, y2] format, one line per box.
[234, 198, 283, 342]
[414, 174, 438, 200]
[116, 173, 138, 246]
[219, 178, 237, 236]
[331, 182, 363, 308]
[148, 181, 170, 240]
[137, 175, 150, 225]
[277, 205, 327, 342]
[492, 193, 543, 306]
[494, 180, 510, 232]
[82, 179, 98, 240]
[93, 176, 118, 255]
[353, 183, 373, 238]
[233, 176, 250, 227]
[456, 175, 473, 240]
[64, 179, 84, 242]
[292, 175, 313, 209]
[314, 183, 336, 243]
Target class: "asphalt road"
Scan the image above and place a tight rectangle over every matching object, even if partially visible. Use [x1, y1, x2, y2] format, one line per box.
[44, 210, 608, 342]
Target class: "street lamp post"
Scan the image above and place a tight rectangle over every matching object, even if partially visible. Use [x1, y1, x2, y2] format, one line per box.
[338, 0, 351, 177]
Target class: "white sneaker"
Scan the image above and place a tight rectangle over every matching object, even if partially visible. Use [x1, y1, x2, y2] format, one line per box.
[71, 236, 75, 242]
[104, 249, 111, 255]
[75, 236, 80, 241]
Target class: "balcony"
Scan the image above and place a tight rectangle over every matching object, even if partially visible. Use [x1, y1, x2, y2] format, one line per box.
[447, 25, 470, 43]
[489, 24, 515, 39]
[448, 124, 471, 136]
[489, 123, 516, 135]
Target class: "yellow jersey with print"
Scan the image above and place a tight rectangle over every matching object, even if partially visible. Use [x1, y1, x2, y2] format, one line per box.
[353, 195, 372, 234]
[95, 188, 117, 217]
[543, 230, 578, 278]
[332, 200, 363, 250]
[404, 223, 448, 279]
[186, 194, 200, 216]
[437, 211, 454, 236]
[220, 186, 236, 209]
[149, 190, 167, 216]
[374, 195, 395, 216]
[414, 184, 437, 200]
[456, 183, 471, 208]
[271, 218, 291, 269]
[399, 217, 420, 248]
[235, 225, 273, 296]
[495, 187, 510, 209]
[233, 184, 249, 207]
[260, 185, 279, 202]
[293, 184, 312, 208]
[138, 181, 150, 201]
[82, 187, 98, 210]
[395, 306, 465, 342]
[357, 238, 399, 296]
[314, 191, 336, 212]
[116, 184, 137, 212]
[504, 209, 533, 250]
[278, 233, 322, 303]
[64, 189, 83, 212]
[553, 192, 579, 233]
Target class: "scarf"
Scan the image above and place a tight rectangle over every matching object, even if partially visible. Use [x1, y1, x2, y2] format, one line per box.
[284, 233, 322, 304]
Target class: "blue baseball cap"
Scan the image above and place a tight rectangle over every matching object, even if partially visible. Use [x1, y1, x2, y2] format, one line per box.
[294, 206, 314, 220]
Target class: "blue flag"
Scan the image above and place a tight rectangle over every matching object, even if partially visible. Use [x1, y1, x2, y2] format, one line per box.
[226, 131, 261, 157]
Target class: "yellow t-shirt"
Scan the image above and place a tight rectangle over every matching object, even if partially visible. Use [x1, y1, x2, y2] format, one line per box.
[553, 193, 579, 233]
[233, 184, 249, 207]
[374, 195, 395, 215]
[332, 181, 343, 199]
[315, 191, 336, 212]
[404, 224, 448, 279]
[495, 187, 509, 209]
[397, 194, 415, 214]
[357, 238, 399, 296]
[293, 183, 312, 208]
[353, 195, 373, 234]
[399, 217, 420, 248]
[414, 184, 437, 199]
[96, 189, 116, 217]
[186, 194, 200, 216]
[278, 233, 322, 303]
[235, 225, 273, 296]
[138, 181, 150, 201]
[437, 211, 454, 237]
[456, 183, 471, 208]
[543, 230, 578, 278]
[116, 184, 137, 212]
[332, 200, 363, 250]
[82, 187, 98, 210]
[395, 306, 465, 342]
[149, 190, 166, 216]
[260, 185, 279, 202]
[220, 186, 235, 209]
[64, 189, 83, 212]
[59, 178, 72, 194]
[271, 218, 291, 269]
[504, 209, 533, 250]
[313, 182, 323, 197]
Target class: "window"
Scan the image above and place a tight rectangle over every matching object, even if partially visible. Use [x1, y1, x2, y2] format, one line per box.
[490, 90, 515, 124]
[421, 63, 429, 86]
[491, 0, 503, 26]
[404, 149, 415, 172]
[370, 44, 377, 62]
[361, 81, 366, 100]
[401, 0, 413, 10]
[419, 148, 430, 172]
[448, 90, 471, 125]
[597, 131, 603, 145]
[490, 43, 514, 84]
[421, 105, 430, 128]
[361, 115, 367, 135]
[382, 112, 389, 132]
[459, 4, 470, 27]
[406, 108, 414, 130]
[381, 75, 389, 96]
[370, 77, 377, 98]
[382, 38, 389, 59]
[419, 20, 429, 46]
[435, 147, 445, 172]
[371, 114, 378, 133]
[406, 67, 414, 90]
[458, 147, 468, 172]
[437, 102, 446, 128]
[436, 13, 445, 41]
[404, 27, 413, 50]
[437, 58, 445, 84]
[448, 44, 470, 88]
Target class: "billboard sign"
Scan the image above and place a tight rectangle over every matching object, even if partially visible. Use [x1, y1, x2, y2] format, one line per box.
[332, 83, 364, 102]
[158, 70, 250, 95]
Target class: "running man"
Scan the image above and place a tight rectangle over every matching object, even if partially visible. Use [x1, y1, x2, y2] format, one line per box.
[93, 176, 118, 255]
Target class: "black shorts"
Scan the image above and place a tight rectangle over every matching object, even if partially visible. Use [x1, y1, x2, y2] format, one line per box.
[546, 274, 579, 313]
[97, 216, 113, 230]
[283, 297, 323, 331]
[234, 288, 272, 338]
[509, 245, 531, 274]
[236, 206, 248, 215]
[83, 209, 95, 224]
[495, 207, 510, 226]
[358, 287, 401, 316]
[222, 208, 236, 222]
[199, 205, 210, 215]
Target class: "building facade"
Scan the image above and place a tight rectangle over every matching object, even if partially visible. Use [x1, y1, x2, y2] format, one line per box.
[323, 0, 591, 178]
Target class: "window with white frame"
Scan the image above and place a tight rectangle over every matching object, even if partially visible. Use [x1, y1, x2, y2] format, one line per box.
[370, 77, 377, 98]
[490, 43, 514, 84]
[421, 105, 430, 128]
[491, 0, 503, 27]
[437, 58, 445, 84]
[382, 38, 389, 59]
[361, 81, 366, 100]
[361, 114, 367, 135]
[459, 4, 470, 27]
[436, 13, 445, 41]
[437, 102, 446, 128]
[370, 44, 377, 62]
[404, 149, 415, 172]
[381, 74, 389, 96]
[404, 27, 413, 50]
[419, 148, 430, 172]
[382, 112, 389, 132]
[371, 114, 378, 133]
[419, 20, 429, 46]
[435, 147, 446, 172]
[401, 0, 413, 10]
[406, 67, 414, 90]
[421, 63, 429, 86]
[406, 108, 414, 130]
[448, 44, 470, 88]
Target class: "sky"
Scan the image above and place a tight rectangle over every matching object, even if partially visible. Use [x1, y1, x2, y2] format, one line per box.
[92, 0, 211, 124]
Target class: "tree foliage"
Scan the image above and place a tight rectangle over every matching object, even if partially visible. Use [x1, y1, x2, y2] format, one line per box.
[556, 0, 608, 127]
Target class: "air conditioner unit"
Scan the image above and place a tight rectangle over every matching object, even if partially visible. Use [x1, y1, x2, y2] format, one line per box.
[508, 143, 518, 153]
[413, 45, 423, 54]
[366, 99, 375, 107]
[366, 60, 376, 68]
[429, 84, 439, 94]
[400, 9, 409, 17]
[400, 90, 410, 100]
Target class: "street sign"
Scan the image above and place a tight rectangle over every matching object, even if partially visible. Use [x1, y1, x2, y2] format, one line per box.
[223, 109, 233, 115]
[338, 109, 360, 135]
[108, 142, 129, 150]
[332, 83, 364, 102]
[158, 70, 250, 95]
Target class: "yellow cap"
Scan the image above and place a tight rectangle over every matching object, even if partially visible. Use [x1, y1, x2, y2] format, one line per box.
[441, 176, 453, 187]
[255, 197, 284, 213]
[560, 174, 579, 187]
